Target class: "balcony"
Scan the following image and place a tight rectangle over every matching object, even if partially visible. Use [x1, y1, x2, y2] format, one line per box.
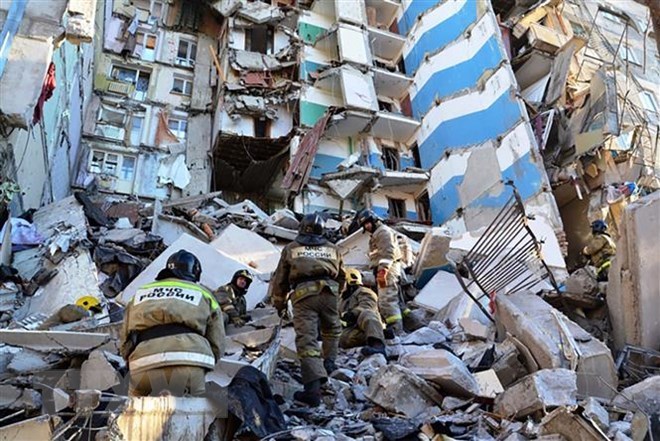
[315, 65, 378, 112]
[315, 24, 373, 66]
[372, 67, 412, 100]
[365, 0, 401, 30]
[370, 111, 419, 143]
[367, 26, 405, 65]
[106, 80, 135, 96]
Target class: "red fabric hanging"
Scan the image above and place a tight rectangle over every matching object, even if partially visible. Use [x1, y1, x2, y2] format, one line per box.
[33, 62, 57, 125]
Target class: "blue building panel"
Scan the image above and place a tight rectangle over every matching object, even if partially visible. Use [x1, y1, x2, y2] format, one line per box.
[419, 91, 522, 169]
[411, 38, 503, 119]
[403, 0, 478, 75]
[310, 153, 345, 179]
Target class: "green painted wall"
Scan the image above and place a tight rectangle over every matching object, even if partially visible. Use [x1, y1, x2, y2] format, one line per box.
[299, 101, 328, 127]
[298, 21, 327, 44]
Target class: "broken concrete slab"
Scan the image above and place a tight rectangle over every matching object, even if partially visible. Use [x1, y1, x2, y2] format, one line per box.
[278, 326, 297, 361]
[400, 326, 448, 346]
[494, 369, 577, 419]
[210, 224, 281, 274]
[582, 397, 610, 431]
[539, 407, 609, 440]
[492, 338, 530, 387]
[399, 349, 480, 397]
[113, 397, 221, 440]
[496, 291, 617, 398]
[0, 415, 56, 440]
[611, 375, 660, 415]
[73, 389, 102, 412]
[0, 330, 110, 353]
[80, 350, 122, 391]
[413, 270, 471, 313]
[366, 364, 443, 418]
[564, 268, 599, 295]
[608, 191, 660, 350]
[459, 317, 493, 341]
[474, 369, 505, 398]
[412, 228, 453, 288]
[120, 233, 268, 310]
[0, 385, 42, 411]
[355, 353, 388, 385]
[7, 348, 63, 374]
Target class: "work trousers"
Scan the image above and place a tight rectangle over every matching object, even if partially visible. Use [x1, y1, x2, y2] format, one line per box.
[339, 308, 385, 349]
[292, 289, 341, 384]
[377, 262, 402, 326]
[129, 366, 206, 397]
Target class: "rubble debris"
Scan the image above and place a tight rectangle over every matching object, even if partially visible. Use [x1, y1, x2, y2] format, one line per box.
[496, 291, 618, 398]
[459, 318, 493, 341]
[210, 224, 281, 273]
[474, 369, 505, 398]
[607, 191, 660, 350]
[611, 375, 660, 415]
[0, 385, 42, 411]
[494, 369, 577, 419]
[120, 233, 268, 310]
[582, 397, 610, 431]
[539, 407, 609, 441]
[366, 364, 443, 418]
[79, 350, 124, 391]
[0, 330, 110, 353]
[400, 349, 481, 397]
[0, 415, 56, 440]
[412, 228, 452, 288]
[110, 397, 220, 441]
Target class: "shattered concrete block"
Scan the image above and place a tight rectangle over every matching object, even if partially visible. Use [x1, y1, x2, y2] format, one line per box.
[331, 368, 356, 383]
[210, 224, 281, 273]
[278, 326, 297, 360]
[496, 291, 617, 398]
[355, 353, 387, 385]
[0, 415, 55, 440]
[494, 369, 577, 419]
[399, 349, 480, 397]
[413, 270, 465, 312]
[115, 397, 219, 441]
[0, 329, 109, 353]
[0, 385, 42, 411]
[53, 388, 71, 412]
[474, 369, 505, 398]
[73, 389, 102, 412]
[613, 432, 633, 441]
[611, 375, 660, 415]
[8, 348, 63, 374]
[80, 350, 122, 391]
[269, 209, 299, 230]
[400, 327, 448, 346]
[564, 268, 599, 295]
[608, 191, 660, 350]
[366, 364, 443, 418]
[582, 397, 609, 431]
[459, 317, 493, 341]
[412, 228, 452, 287]
[504, 434, 530, 441]
[492, 337, 529, 387]
[608, 421, 632, 439]
[539, 407, 609, 440]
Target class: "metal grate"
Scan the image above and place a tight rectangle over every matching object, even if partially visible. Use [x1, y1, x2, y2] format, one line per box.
[454, 183, 560, 322]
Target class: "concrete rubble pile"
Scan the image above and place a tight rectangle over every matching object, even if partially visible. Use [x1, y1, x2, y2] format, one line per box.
[1, 186, 659, 440]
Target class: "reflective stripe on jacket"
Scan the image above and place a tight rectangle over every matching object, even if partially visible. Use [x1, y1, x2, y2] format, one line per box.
[120, 278, 225, 373]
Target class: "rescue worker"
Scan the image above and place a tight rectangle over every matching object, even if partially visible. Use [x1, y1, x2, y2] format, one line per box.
[120, 250, 224, 397]
[356, 209, 404, 335]
[583, 220, 617, 282]
[215, 269, 254, 327]
[339, 268, 386, 357]
[271, 213, 344, 407]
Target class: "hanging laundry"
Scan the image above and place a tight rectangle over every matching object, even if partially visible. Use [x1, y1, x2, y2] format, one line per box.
[32, 62, 56, 125]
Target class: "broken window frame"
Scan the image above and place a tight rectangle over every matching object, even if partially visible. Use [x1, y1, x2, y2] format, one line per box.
[175, 38, 197, 67]
[387, 197, 407, 219]
[135, 31, 158, 62]
[168, 117, 188, 141]
[382, 146, 400, 171]
[110, 65, 151, 101]
[253, 116, 271, 138]
[130, 115, 145, 146]
[415, 190, 431, 222]
[171, 76, 193, 96]
[620, 44, 640, 65]
[89, 150, 137, 182]
[148, 0, 164, 25]
[639, 90, 659, 114]
[245, 24, 275, 55]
